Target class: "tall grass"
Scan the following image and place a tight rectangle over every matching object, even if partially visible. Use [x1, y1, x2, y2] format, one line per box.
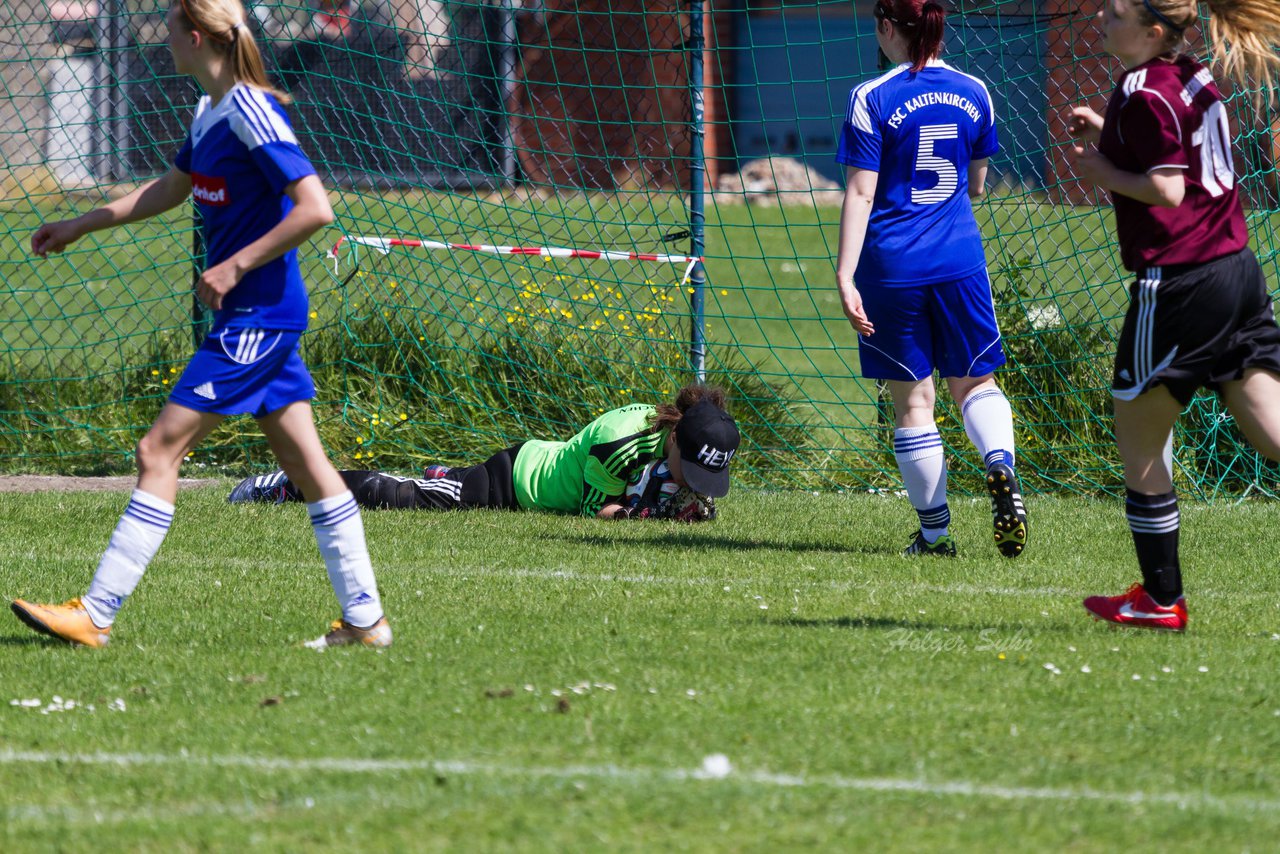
[0, 314, 814, 482]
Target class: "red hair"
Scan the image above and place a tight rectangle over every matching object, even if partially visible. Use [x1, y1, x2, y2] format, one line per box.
[876, 0, 947, 72]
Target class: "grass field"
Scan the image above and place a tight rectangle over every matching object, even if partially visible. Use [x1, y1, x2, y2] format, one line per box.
[3, 485, 1280, 850]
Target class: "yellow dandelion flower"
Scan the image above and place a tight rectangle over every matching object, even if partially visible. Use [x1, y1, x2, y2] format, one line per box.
[399, 413, 408, 420]
[720, 290, 728, 296]
[354, 451, 363, 460]
[310, 311, 318, 319]
[161, 379, 168, 385]
[169, 367, 177, 373]
[150, 369, 159, 376]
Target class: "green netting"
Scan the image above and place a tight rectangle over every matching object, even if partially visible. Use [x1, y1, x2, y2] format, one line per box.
[1, 0, 1278, 498]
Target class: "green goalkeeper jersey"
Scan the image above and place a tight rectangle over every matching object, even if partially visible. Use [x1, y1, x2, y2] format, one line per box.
[513, 404, 669, 516]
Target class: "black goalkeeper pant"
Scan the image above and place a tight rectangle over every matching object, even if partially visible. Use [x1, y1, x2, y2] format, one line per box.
[281, 444, 524, 511]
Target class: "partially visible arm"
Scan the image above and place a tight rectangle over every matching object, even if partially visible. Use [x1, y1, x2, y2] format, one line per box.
[1092, 164, 1186, 208]
[196, 173, 335, 310]
[1068, 142, 1186, 208]
[31, 166, 193, 256]
[968, 158, 989, 199]
[1066, 97, 1185, 208]
[834, 166, 879, 336]
[597, 499, 629, 519]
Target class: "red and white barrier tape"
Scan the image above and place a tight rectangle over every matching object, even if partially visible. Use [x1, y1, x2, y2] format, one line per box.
[331, 235, 699, 264]
[329, 235, 702, 283]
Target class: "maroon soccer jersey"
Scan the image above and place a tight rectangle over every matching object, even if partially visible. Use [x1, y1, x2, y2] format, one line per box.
[1098, 54, 1248, 271]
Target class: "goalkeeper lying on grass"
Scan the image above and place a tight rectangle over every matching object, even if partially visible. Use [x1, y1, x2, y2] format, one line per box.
[229, 384, 739, 521]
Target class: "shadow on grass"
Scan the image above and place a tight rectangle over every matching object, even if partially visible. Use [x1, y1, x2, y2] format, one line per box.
[0, 634, 63, 647]
[532, 530, 895, 557]
[766, 614, 1075, 635]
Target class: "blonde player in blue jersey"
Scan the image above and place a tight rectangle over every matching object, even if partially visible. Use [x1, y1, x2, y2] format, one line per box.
[834, 0, 1027, 558]
[11, 0, 390, 650]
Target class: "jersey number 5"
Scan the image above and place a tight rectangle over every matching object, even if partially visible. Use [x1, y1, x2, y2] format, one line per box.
[1192, 102, 1235, 198]
[912, 123, 959, 205]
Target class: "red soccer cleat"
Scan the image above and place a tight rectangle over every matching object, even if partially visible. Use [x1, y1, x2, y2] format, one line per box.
[1083, 583, 1187, 631]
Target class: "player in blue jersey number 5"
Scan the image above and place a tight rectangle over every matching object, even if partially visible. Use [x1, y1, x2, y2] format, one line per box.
[12, 0, 391, 651]
[834, 0, 1026, 559]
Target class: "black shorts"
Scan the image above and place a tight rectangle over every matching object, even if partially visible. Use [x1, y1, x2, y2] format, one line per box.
[1112, 248, 1280, 406]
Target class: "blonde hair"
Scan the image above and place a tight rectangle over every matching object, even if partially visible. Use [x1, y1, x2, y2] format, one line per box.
[1138, 0, 1280, 97]
[174, 0, 291, 104]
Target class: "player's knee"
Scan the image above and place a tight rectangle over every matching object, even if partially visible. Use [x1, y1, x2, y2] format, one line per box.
[135, 432, 179, 475]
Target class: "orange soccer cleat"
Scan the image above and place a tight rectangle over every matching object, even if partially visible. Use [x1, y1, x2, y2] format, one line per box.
[11, 598, 111, 648]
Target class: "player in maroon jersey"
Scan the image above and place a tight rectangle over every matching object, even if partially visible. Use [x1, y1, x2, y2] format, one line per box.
[1066, 0, 1280, 630]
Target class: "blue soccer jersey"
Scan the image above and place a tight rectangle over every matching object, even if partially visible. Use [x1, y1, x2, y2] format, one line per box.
[174, 83, 317, 331]
[836, 60, 999, 288]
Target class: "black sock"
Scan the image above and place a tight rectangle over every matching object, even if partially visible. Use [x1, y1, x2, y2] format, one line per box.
[1125, 488, 1182, 606]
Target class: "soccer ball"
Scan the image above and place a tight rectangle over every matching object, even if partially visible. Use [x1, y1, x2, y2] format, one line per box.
[624, 460, 680, 508]
[623, 461, 715, 522]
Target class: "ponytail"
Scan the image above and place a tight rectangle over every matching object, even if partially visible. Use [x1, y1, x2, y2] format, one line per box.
[1204, 0, 1280, 98]
[909, 1, 946, 72]
[877, 0, 946, 72]
[175, 0, 291, 104]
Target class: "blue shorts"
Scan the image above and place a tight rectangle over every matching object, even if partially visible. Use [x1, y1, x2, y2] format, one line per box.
[169, 328, 316, 418]
[856, 269, 1006, 382]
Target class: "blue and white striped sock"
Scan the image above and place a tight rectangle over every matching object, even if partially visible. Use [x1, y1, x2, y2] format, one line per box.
[962, 387, 1015, 470]
[309, 490, 383, 628]
[84, 489, 175, 627]
[916, 502, 952, 542]
[894, 427, 949, 539]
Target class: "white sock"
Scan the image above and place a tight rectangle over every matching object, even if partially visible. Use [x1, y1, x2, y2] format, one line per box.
[83, 489, 174, 627]
[894, 427, 949, 539]
[961, 387, 1016, 470]
[309, 491, 383, 628]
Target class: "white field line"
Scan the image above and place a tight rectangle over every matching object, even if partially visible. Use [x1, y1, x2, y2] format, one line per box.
[1, 749, 1278, 818]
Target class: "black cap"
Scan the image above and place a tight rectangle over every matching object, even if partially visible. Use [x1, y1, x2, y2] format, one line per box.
[675, 399, 740, 498]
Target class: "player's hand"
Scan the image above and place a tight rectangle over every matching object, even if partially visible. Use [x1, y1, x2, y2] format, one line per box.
[1067, 141, 1111, 188]
[838, 281, 875, 337]
[31, 219, 84, 257]
[196, 259, 242, 311]
[1066, 107, 1103, 145]
[661, 487, 716, 523]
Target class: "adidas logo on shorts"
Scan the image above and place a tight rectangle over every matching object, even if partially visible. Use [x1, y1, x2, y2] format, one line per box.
[194, 382, 217, 400]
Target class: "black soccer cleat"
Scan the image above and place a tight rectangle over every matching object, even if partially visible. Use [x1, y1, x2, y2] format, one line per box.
[228, 470, 291, 504]
[985, 462, 1028, 558]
